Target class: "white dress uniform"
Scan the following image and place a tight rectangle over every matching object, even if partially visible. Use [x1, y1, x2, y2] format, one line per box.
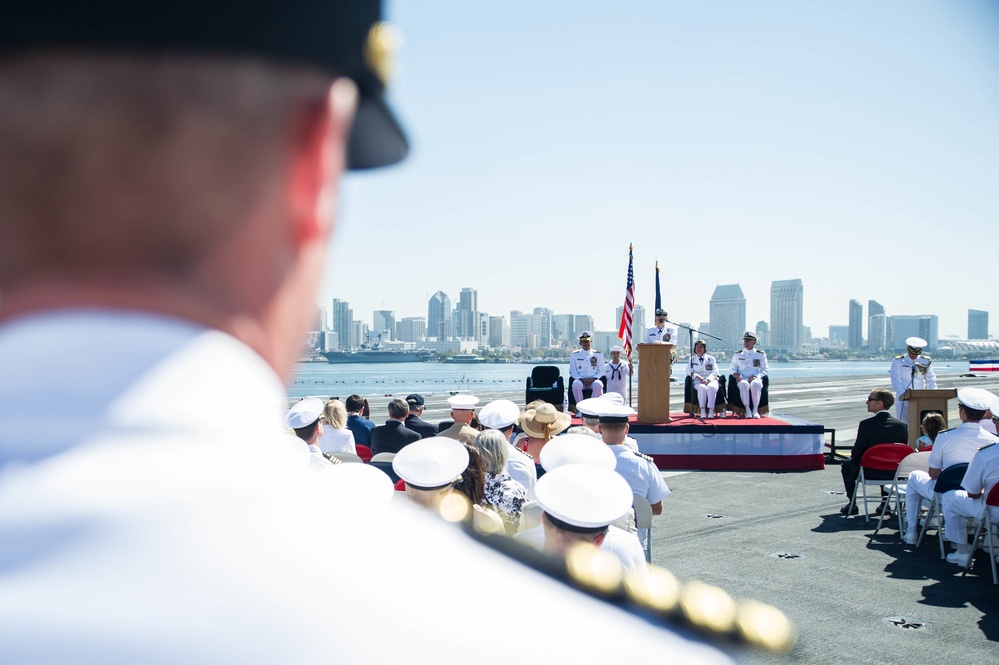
[603, 361, 631, 399]
[609, 444, 671, 544]
[569, 348, 606, 401]
[904, 422, 990, 536]
[942, 440, 999, 552]
[889, 354, 937, 422]
[0, 311, 734, 663]
[645, 324, 678, 344]
[506, 443, 539, 500]
[686, 353, 721, 416]
[730, 347, 768, 417]
[515, 525, 650, 585]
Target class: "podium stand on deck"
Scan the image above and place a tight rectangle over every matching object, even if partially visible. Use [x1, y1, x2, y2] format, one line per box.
[637, 343, 674, 424]
[900, 388, 957, 448]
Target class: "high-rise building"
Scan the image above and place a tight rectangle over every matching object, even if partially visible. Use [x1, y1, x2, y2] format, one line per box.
[574, 315, 594, 337]
[709, 284, 746, 353]
[829, 325, 849, 346]
[533, 307, 553, 348]
[510, 310, 530, 348]
[868, 300, 885, 351]
[888, 315, 938, 351]
[770, 279, 803, 352]
[456, 288, 478, 339]
[755, 321, 770, 347]
[476, 312, 490, 347]
[373, 310, 395, 340]
[352, 320, 369, 348]
[488, 315, 510, 349]
[614, 305, 646, 345]
[332, 298, 353, 349]
[848, 300, 863, 350]
[969, 309, 989, 340]
[313, 305, 328, 333]
[552, 314, 575, 343]
[396, 317, 427, 344]
[427, 291, 451, 340]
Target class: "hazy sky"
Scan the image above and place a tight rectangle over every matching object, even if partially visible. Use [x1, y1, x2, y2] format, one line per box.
[322, 1, 999, 340]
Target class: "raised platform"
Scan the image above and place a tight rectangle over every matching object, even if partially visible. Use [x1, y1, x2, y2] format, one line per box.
[617, 413, 826, 472]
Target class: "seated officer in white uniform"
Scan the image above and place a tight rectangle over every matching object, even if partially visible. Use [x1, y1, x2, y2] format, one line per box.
[569, 331, 605, 402]
[941, 396, 999, 568]
[686, 339, 721, 419]
[603, 345, 631, 400]
[890, 336, 937, 423]
[285, 397, 335, 470]
[645, 308, 679, 344]
[478, 399, 537, 500]
[730, 331, 768, 419]
[903, 388, 997, 545]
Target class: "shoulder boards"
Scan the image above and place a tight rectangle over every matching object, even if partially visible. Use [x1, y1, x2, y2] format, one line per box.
[322, 453, 342, 464]
[894, 355, 904, 359]
[979, 442, 996, 451]
[920, 354, 931, 360]
[516, 447, 533, 460]
[640, 453, 655, 463]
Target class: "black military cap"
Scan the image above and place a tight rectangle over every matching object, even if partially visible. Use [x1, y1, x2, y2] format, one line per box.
[0, 1, 407, 170]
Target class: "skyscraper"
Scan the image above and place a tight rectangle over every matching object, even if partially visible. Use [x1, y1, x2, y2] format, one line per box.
[427, 291, 451, 340]
[313, 305, 328, 333]
[488, 315, 510, 349]
[456, 287, 478, 339]
[574, 315, 594, 337]
[848, 299, 862, 350]
[373, 310, 395, 339]
[709, 284, 746, 353]
[332, 298, 352, 350]
[770, 279, 803, 352]
[510, 310, 530, 349]
[868, 300, 885, 351]
[396, 317, 427, 343]
[969, 309, 988, 340]
[533, 307, 553, 348]
[888, 315, 938, 351]
[552, 314, 575, 343]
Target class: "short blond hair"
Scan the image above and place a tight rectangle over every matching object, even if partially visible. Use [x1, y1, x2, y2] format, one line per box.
[323, 399, 348, 430]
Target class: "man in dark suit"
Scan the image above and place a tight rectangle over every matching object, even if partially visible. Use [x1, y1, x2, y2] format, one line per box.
[371, 398, 422, 455]
[404, 394, 438, 439]
[840, 387, 908, 514]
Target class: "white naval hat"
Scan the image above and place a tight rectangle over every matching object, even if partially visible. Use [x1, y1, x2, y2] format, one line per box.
[601, 392, 625, 406]
[535, 463, 634, 531]
[284, 397, 325, 429]
[575, 397, 606, 419]
[958, 387, 998, 411]
[478, 399, 520, 429]
[540, 433, 617, 472]
[392, 437, 470, 489]
[579, 331, 593, 340]
[447, 394, 480, 410]
[905, 337, 928, 349]
[743, 330, 757, 340]
[610, 345, 623, 353]
[325, 462, 395, 507]
[597, 403, 635, 424]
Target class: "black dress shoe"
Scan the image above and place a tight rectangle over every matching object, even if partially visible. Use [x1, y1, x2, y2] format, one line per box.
[873, 503, 892, 517]
[840, 504, 858, 516]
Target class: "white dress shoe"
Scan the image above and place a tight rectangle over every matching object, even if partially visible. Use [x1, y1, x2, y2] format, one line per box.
[700, 409, 707, 418]
[751, 412, 761, 419]
[903, 532, 918, 545]
[946, 551, 972, 567]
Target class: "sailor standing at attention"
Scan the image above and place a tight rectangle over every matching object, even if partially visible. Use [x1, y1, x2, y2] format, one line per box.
[569, 331, 605, 402]
[645, 308, 678, 344]
[890, 336, 937, 423]
[603, 345, 631, 400]
[731, 331, 768, 419]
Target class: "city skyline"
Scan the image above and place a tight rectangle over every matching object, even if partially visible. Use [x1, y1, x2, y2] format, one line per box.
[320, 2, 997, 339]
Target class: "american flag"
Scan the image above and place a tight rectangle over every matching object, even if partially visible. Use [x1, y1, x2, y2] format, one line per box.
[618, 244, 635, 357]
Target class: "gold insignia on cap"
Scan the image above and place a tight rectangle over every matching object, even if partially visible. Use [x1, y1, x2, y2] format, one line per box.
[364, 22, 403, 85]
[565, 543, 623, 595]
[736, 599, 795, 652]
[679, 581, 737, 634]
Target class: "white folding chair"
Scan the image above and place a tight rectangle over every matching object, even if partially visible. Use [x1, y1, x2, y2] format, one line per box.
[517, 500, 542, 533]
[963, 484, 999, 584]
[328, 451, 364, 463]
[876, 451, 929, 535]
[915, 462, 969, 559]
[633, 494, 653, 563]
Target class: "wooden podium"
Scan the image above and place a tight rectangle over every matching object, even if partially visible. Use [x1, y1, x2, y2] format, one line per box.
[637, 343, 674, 424]
[899, 388, 957, 448]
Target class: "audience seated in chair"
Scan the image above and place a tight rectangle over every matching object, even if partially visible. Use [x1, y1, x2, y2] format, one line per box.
[683, 339, 724, 418]
[569, 331, 605, 405]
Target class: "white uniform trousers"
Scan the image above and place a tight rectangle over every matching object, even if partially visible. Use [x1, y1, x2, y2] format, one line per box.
[694, 379, 719, 412]
[572, 378, 603, 402]
[942, 490, 988, 546]
[738, 377, 763, 414]
[904, 471, 935, 534]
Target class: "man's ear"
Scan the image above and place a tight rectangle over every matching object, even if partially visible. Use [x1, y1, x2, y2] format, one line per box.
[287, 78, 357, 244]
